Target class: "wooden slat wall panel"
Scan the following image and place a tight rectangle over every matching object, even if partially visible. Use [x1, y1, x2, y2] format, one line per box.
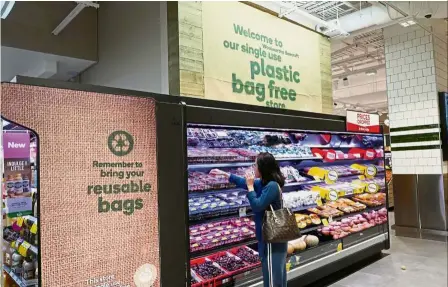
[178, 2, 204, 97]
[319, 36, 333, 114]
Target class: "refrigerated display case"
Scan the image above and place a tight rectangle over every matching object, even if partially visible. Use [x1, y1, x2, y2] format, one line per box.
[186, 124, 388, 286]
[6, 77, 390, 287]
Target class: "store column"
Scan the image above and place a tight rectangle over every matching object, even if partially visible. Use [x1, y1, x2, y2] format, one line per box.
[383, 20, 447, 239]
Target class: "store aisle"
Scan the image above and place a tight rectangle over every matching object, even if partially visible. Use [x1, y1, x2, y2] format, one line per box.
[328, 234, 447, 287]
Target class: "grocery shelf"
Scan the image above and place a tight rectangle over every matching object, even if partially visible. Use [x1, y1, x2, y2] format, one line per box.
[3, 265, 38, 287]
[290, 204, 318, 213]
[13, 238, 38, 257]
[190, 210, 253, 224]
[299, 225, 320, 234]
[189, 162, 254, 169]
[333, 205, 386, 222]
[188, 156, 322, 169]
[186, 125, 388, 287]
[191, 238, 257, 259]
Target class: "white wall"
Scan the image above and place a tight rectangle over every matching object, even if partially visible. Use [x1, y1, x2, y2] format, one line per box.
[384, 24, 442, 175]
[81, 2, 169, 94]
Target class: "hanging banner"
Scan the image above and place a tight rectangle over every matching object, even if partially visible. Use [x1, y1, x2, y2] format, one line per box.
[202, 2, 324, 112]
[346, 111, 380, 133]
[3, 131, 33, 217]
[2, 84, 160, 287]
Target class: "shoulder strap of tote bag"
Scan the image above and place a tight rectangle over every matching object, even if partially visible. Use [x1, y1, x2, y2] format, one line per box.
[268, 182, 284, 212]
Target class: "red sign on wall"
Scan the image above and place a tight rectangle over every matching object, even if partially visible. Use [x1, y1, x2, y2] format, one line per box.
[346, 111, 380, 133]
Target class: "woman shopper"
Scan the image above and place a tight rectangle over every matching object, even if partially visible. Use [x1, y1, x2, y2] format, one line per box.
[210, 152, 287, 287]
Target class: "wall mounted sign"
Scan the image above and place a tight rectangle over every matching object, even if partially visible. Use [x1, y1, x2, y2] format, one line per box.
[346, 111, 380, 133]
[1, 83, 160, 287]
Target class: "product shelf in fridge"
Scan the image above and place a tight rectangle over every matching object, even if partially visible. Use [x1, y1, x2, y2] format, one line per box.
[190, 217, 256, 255]
[187, 127, 384, 150]
[191, 245, 262, 287]
[189, 190, 251, 221]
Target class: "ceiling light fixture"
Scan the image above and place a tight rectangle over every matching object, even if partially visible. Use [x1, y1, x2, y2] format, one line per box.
[0, 1, 15, 19]
[365, 70, 377, 76]
[400, 20, 417, 27]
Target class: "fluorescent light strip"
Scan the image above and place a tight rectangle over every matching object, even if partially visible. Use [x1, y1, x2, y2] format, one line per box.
[0, 1, 15, 19]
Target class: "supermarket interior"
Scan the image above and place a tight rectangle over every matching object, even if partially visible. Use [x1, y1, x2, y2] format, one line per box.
[1, 1, 447, 287]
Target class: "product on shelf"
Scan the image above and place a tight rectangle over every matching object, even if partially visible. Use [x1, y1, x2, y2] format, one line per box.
[188, 171, 235, 191]
[283, 191, 320, 210]
[294, 213, 321, 228]
[318, 207, 387, 239]
[281, 166, 308, 183]
[189, 191, 250, 220]
[188, 147, 249, 163]
[248, 145, 313, 159]
[308, 205, 344, 218]
[361, 135, 384, 147]
[190, 218, 255, 252]
[192, 260, 226, 280]
[212, 252, 247, 272]
[326, 198, 366, 214]
[305, 165, 362, 177]
[230, 246, 260, 265]
[353, 193, 386, 207]
[287, 235, 319, 254]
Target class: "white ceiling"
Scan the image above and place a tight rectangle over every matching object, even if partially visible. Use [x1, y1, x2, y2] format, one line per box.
[1, 46, 95, 82]
[251, 1, 447, 116]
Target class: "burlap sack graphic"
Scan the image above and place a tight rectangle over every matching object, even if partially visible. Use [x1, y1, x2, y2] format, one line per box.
[1, 83, 160, 287]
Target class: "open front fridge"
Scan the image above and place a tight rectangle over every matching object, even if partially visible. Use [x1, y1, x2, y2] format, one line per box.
[185, 116, 388, 286]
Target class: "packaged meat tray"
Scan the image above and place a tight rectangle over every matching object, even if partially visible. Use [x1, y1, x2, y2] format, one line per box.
[188, 171, 235, 191]
[353, 193, 386, 207]
[308, 205, 344, 218]
[189, 191, 251, 220]
[188, 147, 248, 163]
[283, 191, 320, 209]
[190, 218, 256, 252]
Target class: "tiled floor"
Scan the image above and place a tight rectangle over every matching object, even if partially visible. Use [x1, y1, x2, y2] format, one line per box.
[328, 212, 448, 287]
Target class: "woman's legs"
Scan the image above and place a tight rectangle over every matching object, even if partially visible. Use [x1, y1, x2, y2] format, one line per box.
[261, 243, 288, 287]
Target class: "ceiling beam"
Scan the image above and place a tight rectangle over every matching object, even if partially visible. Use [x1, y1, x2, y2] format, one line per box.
[333, 63, 386, 78]
[332, 51, 385, 66]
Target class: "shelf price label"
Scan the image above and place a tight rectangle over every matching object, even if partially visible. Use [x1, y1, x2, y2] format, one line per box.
[316, 198, 323, 206]
[325, 170, 339, 184]
[30, 223, 38, 234]
[366, 183, 379, 193]
[322, 218, 329, 226]
[18, 241, 31, 257]
[337, 243, 343, 252]
[327, 189, 339, 201]
[16, 217, 24, 227]
[365, 165, 378, 178]
[239, 207, 247, 217]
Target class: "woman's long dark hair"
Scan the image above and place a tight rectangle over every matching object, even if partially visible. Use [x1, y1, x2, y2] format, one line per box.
[256, 152, 285, 187]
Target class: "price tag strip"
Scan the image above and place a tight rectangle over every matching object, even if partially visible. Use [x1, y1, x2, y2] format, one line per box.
[327, 189, 339, 201]
[325, 170, 339, 184]
[337, 243, 343, 252]
[366, 183, 379, 193]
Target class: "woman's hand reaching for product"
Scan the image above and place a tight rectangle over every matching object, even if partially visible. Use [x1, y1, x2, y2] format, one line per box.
[209, 169, 230, 178]
[245, 171, 255, 192]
